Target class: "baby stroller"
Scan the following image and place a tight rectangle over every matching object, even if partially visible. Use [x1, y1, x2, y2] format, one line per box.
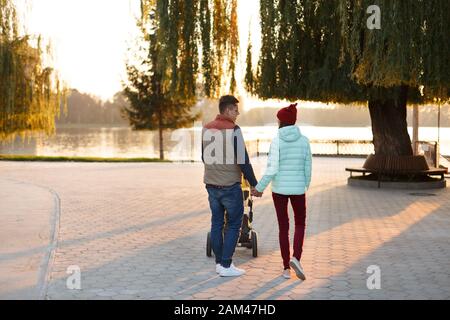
[206, 179, 258, 258]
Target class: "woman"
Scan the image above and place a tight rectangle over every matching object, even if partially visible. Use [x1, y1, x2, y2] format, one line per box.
[252, 103, 312, 280]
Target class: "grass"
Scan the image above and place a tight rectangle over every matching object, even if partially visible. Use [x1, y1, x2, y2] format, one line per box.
[0, 155, 171, 163]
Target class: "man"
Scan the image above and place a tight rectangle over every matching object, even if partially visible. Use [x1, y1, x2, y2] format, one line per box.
[202, 95, 261, 277]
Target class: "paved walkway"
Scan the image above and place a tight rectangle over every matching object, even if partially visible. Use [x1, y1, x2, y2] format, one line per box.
[0, 157, 449, 300]
[0, 178, 57, 299]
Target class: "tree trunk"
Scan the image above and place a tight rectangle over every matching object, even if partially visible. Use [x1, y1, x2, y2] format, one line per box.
[368, 86, 413, 156]
[158, 110, 164, 160]
[158, 126, 164, 160]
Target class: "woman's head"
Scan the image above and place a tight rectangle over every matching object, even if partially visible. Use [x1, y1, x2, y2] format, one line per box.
[278, 121, 291, 129]
[277, 103, 297, 127]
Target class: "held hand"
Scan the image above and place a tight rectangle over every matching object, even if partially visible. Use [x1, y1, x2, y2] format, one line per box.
[251, 187, 263, 198]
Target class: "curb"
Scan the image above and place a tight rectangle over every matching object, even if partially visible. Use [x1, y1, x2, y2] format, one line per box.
[4, 178, 61, 300]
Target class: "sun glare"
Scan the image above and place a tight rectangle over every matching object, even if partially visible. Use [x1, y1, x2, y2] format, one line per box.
[15, 0, 141, 102]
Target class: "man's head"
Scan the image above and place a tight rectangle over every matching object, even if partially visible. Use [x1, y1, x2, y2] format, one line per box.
[219, 95, 240, 122]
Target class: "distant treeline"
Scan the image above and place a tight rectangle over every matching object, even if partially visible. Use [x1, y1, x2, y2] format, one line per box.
[238, 105, 371, 127]
[55, 89, 129, 126]
[409, 105, 450, 127]
[56, 92, 449, 128]
[237, 104, 450, 127]
[199, 98, 450, 127]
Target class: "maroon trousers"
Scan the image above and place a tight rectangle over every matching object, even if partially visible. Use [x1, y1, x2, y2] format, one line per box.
[272, 192, 307, 270]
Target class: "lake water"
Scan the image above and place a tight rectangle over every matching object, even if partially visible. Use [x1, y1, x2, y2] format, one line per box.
[1, 126, 449, 160]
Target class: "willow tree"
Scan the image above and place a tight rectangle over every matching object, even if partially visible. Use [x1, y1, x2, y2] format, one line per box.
[0, 0, 66, 142]
[251, 0, 450, 172]
[124, 0, 239, 160]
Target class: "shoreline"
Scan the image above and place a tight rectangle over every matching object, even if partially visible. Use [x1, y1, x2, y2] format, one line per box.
[0, 155, 170, 162]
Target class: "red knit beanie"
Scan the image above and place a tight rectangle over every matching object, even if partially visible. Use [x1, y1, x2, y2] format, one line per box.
[277, 103, 297, 125]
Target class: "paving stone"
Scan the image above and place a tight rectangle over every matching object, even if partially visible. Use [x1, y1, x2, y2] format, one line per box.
[0, 159, 448, 300]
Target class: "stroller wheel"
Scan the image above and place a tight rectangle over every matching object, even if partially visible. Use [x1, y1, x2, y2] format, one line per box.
[206, 232, 212, 257]
[251, 231, 258, 257]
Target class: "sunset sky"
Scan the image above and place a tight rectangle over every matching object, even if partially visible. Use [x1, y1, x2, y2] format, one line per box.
[16, 0, 144, 101]
[14, 0, 326, 109]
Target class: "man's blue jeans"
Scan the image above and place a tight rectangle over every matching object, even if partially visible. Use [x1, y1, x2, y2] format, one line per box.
[206, 183, 244, 268]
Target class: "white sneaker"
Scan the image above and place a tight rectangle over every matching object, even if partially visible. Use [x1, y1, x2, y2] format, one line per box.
[219, 264, 245, 277]
[289, 257, 306, 280]
[282, 269, 291, 279]
[216, 264, 223, 274]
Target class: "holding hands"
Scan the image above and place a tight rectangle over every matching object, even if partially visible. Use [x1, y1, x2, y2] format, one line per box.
[251, 186, 263, 198]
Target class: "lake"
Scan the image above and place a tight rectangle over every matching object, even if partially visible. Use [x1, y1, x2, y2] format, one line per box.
[1, 126, 449, 160]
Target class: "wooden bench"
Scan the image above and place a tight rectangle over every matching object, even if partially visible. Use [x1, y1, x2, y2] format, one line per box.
[346, 167, 448, 188]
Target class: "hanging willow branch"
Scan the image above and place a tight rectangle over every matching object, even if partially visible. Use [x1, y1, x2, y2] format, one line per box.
[254, 0, 449, 103]
[200, 0, 212, 96]
[244, 30, 255, 95]
[0, 0, 67, 142]
[139, 0, 238, 100]
[228, 0, 238, 94]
